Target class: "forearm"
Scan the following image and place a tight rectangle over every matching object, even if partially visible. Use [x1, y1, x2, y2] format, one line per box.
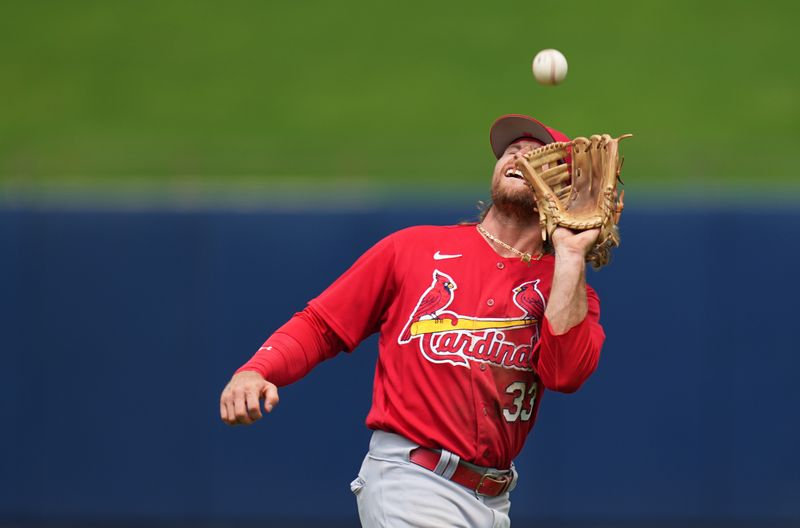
[544, 251, 588, 334]
[236, 306, 346, 386]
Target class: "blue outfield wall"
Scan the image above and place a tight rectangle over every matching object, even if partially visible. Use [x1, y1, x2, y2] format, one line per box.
[1, 204, 799, 524]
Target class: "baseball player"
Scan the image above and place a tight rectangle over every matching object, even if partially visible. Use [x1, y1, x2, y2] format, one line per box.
[220, 114, 606, 527]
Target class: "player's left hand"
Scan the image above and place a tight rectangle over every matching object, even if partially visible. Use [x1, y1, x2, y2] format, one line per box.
[550, 226, 600, 259]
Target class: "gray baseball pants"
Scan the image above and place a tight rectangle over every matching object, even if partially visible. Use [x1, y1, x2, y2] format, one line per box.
[350, 430, 515, 528]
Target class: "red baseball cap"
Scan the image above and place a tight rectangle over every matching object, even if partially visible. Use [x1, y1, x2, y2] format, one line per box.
[489, 114, 571, 159]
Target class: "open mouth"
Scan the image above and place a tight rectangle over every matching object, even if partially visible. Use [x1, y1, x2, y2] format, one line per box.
[504, 168, 524, 180]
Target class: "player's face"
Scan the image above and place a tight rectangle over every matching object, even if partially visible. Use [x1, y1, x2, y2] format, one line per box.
[491, 139, 544, 213]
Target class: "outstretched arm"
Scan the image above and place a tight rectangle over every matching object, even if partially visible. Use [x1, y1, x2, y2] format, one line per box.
[219, 232, 397, 426]
[219, 306, 345, 426]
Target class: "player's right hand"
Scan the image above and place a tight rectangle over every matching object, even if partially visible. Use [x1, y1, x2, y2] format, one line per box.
[219, 371, 280, 426]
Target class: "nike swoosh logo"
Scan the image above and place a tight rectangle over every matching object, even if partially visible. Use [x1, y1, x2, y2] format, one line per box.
[433, 251, 463, 260]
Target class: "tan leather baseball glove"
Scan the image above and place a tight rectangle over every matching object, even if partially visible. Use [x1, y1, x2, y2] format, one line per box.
[515, 133, 633, 269]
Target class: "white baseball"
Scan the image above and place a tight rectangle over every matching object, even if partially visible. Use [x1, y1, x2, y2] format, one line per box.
[532, 49, 568, 86]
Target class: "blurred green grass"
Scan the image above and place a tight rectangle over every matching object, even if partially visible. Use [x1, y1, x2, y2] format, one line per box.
[1, 0, 798, 200]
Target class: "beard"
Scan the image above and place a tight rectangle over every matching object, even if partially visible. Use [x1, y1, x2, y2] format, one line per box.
[491, 180, 538, 221]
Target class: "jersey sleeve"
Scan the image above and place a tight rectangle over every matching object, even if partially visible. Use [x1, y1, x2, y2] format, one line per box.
[534, 285, 605, 393]
[308, 233, 398, 351]
[235, 305, 347, 387]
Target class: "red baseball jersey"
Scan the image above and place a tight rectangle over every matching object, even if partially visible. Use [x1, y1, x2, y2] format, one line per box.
[305, 224, 604, 469]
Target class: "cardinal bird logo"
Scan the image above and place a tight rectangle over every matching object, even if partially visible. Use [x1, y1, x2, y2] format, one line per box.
[512, 279, 545, 322]
[399, 270, 457, 343]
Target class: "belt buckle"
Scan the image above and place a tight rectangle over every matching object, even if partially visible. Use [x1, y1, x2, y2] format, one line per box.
[476, 472, 513, 496]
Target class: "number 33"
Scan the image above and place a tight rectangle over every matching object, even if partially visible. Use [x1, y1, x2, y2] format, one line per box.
[502, 381, 537, 422]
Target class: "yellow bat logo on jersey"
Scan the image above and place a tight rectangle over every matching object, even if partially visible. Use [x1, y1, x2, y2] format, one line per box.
[410, 316, 531, 336]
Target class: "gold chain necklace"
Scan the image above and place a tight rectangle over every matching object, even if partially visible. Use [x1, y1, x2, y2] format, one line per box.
[476, 223, 542, 264]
